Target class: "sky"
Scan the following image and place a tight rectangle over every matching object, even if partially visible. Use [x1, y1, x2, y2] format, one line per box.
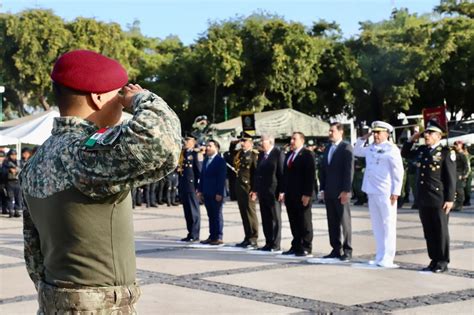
[2, 0, 441, 44]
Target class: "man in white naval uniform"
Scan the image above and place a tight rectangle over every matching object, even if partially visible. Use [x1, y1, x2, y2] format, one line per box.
[354, 121, 404, 268]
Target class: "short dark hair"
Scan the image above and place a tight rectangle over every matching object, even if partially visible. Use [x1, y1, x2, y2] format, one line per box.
[207, 139, 220, 151]
[52, 82, 88, 113]
[292, 131, 305, 141]
[330, 122, 344, 131]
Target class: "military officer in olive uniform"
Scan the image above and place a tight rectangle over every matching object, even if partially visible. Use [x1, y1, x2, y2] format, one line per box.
[20, 50, 181, 313]
[401, 120, 456, 273]
[234, 132, 259, 248]
[178, 134, 202, 242]
[452, 140, 469, 212]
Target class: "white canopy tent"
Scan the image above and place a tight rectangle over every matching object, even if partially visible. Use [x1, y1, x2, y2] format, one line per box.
[210, 108, 330, 150]
[0, 109, 134, 154]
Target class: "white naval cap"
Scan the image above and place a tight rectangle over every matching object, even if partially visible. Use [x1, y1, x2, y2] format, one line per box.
[371, 121, 394, 133]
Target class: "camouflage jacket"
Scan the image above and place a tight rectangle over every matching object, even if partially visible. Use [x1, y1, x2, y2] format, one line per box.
[20, 91, 181, 288]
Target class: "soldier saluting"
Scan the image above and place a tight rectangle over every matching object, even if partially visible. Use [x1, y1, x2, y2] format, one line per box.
[401, 119, 456, 273]
[20, 50, 181, 313]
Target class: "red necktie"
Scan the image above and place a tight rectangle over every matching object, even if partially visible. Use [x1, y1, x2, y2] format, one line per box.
[288, 152, 295, 168]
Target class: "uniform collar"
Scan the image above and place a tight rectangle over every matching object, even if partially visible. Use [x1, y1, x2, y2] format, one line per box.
[52, 116, 98, 136]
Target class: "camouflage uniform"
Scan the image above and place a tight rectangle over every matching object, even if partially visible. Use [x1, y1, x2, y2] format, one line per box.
[20, 91, 181, 314]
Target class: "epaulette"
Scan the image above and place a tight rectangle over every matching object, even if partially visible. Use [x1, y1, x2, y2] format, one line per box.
[252, 149, 259, 155]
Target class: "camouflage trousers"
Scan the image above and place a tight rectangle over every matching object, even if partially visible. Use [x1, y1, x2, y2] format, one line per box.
[37, 281, 141, 314]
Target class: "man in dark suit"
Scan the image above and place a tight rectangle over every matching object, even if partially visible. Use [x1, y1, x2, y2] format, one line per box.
[401, 120, 456, 273]
[178, 134, 202, 242]
[251, 135, 284, 251]
[320, 122, 354, 261]
[198, 140, 227, 245]
[280, 132, 315, 257]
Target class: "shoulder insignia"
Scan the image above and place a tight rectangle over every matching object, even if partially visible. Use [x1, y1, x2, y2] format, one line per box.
[84, 126, 122, 149]
[450, 150, 456, 162]
[252, 149, 259, 155]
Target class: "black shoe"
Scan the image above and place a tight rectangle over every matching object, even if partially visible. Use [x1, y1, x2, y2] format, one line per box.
[246, 242, 258, 249]
[295, 250, 310, 257]
[209, 239, 224, 246]
[235, 240, 250, 248]
[200, 238, 212, 244]
[282, 249, 296, 255]
[422, 261, 437, 272]
[433, 265, 448, 273]
[323, 252, 341, 259]
[171, 202, 180, 206]
[181, 236, 199, 242]
[150, 203, 158, 207]
[8, 212, 13, 218]
[13, 211, 21, 218]
[340, 253, 351, 261]
[411, 204, 418, 209]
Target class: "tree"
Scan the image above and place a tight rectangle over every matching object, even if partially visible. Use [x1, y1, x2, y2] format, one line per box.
[2, 10, 72, 111]
[349, 9, 456, 122]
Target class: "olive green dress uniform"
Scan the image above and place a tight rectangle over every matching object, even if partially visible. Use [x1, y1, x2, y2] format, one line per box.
[20, 91, 181, 314]
[401, 141, 456, 270]
[234, 149, 259, 245]
[453, 150, 468, 211]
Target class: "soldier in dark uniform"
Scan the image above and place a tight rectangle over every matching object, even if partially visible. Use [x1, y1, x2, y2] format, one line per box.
[165, 170, 179, 206]
[20, 50, 181, 313]
[401, 120, 456, 273]
[0, 150, 8, 215]
[3, 149, 22, 218]
[405, 148, 420, 209]
[352, 156, 367, 205]
[178, 134, 202, 242]
[224, 140, 239, 201]
[452, 140, 469, 211]
[156, 178, 166, 205]
[234, 132, 259, 248]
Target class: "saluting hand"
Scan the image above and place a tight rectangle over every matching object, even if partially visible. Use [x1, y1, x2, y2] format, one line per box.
[120, 83, 145, 108]
[410, 132, 422, 143]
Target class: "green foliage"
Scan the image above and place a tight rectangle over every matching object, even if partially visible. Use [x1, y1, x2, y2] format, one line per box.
[0, 6, 472, 130]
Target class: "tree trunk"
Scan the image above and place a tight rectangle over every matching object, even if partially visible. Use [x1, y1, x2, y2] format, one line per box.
[39, 95, 50, 111]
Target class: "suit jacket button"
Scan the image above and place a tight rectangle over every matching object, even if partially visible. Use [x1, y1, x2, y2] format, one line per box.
[420, 181, 424, 184]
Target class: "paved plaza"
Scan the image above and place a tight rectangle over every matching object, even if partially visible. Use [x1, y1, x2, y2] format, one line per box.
[0, 199, 473, 314]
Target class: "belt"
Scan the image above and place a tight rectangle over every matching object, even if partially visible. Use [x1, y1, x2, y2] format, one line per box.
[38, 281, 141, 314]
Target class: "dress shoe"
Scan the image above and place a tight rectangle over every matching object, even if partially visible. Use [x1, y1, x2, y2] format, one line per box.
[1, 209, 7, 215]
[323, 252, 341, 259]
[282, 249, 296, 255]
[421, 261, 437, 272]
[235, 240, 250, 247]
[209, 239, 224, 246]
[14, 210, 21, 218]
[150, 203, 158, 207]
[258, 245, 272, 251]
[295, 250, 310, 257]
[432, 263, 448, 273]
[200, 238, 212, 244]
[377, 261, 399, 268]
[411, 204, 418, 209]
[181, 237, 199, 242]
[340, 253, 352, 261]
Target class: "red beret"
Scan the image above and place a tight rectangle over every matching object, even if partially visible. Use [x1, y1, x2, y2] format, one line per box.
[51, 50, 128, 93]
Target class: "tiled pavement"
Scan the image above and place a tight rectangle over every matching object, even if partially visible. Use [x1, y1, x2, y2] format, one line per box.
[0, 199, 472, 314]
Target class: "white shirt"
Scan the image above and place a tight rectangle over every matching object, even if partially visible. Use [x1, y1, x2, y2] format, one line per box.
[328, 139, 342, 163]
[354, 138, 404, 196]
[288, 146, 303, 166]
[205, 153, 217, 168]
